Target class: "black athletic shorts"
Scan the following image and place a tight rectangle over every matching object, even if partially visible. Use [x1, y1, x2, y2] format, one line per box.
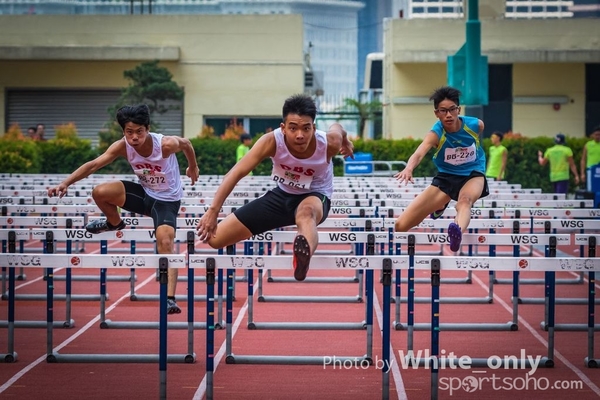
[121, 180, 180, 229]
[233, 186, 331, 235]
[431, 171, 489, 202]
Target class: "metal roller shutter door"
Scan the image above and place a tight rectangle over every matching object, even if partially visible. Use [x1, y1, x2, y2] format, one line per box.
[6, 89, 183, 145]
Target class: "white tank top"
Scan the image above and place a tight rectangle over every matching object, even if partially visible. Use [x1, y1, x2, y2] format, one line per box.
[125, 132, 183, 201]
[271, 128, 333, 198]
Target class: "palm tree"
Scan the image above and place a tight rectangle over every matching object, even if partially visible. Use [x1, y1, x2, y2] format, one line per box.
[341, 98, 382, 140]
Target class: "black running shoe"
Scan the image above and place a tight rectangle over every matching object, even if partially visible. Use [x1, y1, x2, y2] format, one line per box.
[293, 235, 311, 282]
[85, 219, 126, 234]
[430, 202, 450, 220]
[167, 298, 181, 314]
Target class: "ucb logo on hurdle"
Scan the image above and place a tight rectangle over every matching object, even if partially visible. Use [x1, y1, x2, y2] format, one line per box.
[7, 255, 41, 266]
[110, 256, 146, 267]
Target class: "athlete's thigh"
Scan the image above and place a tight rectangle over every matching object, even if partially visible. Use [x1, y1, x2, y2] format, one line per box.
[295, 194, 325, 224]
[398, 185, 451, 228]
[457, 176, 485, 204]
[209, 213, 253, 249]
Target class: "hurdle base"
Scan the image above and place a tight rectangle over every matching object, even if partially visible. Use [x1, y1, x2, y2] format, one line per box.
[0, 352, 17, 363]
[267, 276, 359, 283]
[495, 277, 583, 285]
[257, 295, 362, 303]
[181, 275, 247, 283]
[540, 322, 600, 331]
[0, 319, 75, 329]
[50, 274, 135, 282]
[100, 320, 206, 330]
[5, 293, 106, 301]
[398, 296, 492, 304]
[584, 357, 600, 368]
[396, 277, 471, 284]
[128, 293, 225, 302]
[16, 273, 26, 281]
[47, 352, 196, 363]
[407, 356, 552, 368]
[248, 321, 366, 330]
[407, 322, 517, 331]
[517, 297, 599, 305]
[225, 354, 371, 365]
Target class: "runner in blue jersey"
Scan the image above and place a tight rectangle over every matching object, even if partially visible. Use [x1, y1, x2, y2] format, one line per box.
[393, 86, 489, 252]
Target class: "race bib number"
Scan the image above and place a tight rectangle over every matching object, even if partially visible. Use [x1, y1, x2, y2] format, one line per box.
[444, 144, 476, 166]
[271, 164, 314, 190]
[134, 169, 169, 191]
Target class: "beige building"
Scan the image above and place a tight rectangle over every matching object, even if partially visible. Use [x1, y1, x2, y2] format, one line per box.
[383, 0, 600, 139]
[0, 14, 304, 141]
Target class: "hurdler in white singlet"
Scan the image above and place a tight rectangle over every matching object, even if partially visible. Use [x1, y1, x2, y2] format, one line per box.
[125, 132, 183, 201]
[270, 128, 334, 198]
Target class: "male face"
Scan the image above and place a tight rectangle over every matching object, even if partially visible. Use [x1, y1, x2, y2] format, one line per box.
[280, 114, 315, 155]
[434, 99, 460, 131]
[122, 121, 149, 148]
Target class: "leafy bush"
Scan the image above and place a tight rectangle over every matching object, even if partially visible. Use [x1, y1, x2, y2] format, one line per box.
[0, 125, 41, 173]
[39, 123, 98, 174]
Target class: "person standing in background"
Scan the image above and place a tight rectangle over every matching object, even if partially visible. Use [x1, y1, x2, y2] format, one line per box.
[538, 133, 579, 194]
[27, 126, 39, 140]
[36, 123, 47, 141]
[580, 125, 600, 189]
[486, 131, 508, 181]
[237, 133, 253, 175]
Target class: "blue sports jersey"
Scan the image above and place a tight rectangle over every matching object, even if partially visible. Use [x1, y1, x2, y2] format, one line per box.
[431, 116, 486, 176]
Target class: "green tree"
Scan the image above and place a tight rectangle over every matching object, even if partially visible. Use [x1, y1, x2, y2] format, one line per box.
[98, 60, 185, 173]
[340, 98, 382, 140]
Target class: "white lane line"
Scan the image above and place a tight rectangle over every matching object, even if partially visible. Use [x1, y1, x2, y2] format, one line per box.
[373, 290, 407, 400]
[471, 272, 600, 396]
[0, 271, 156, 394]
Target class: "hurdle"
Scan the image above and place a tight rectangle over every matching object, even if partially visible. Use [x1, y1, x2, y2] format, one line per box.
[580, 235, 600, 367]
[539, 234, 600, 334]
[257, 219, 388, 301]
[0, 252, 197, 367]
[74, 229, 212, 332]
[189, 254, 398, 370]
[189, 252, 595, 399]
[516, 220, 600, 307]
[245, 231, 385, 331]
[395, 232, 571, 341]
[0, 229, 76, 330]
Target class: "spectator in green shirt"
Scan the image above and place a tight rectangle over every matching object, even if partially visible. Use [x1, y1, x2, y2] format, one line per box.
[580, 125, 600, 189]
[538, 133, 579, 194]
[237, 133, 252, 162]
[237, 133, 253, 175]
[486, 131, 508, 181]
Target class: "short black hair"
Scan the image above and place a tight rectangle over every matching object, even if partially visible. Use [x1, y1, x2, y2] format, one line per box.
[240, 133, 252, 142]
[491, 131, 504, 141]
[282, 94, 317, 122]
[116, 104, 151, 130]
[429, 86, 461, 109]
[555, 133, 566, 145]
